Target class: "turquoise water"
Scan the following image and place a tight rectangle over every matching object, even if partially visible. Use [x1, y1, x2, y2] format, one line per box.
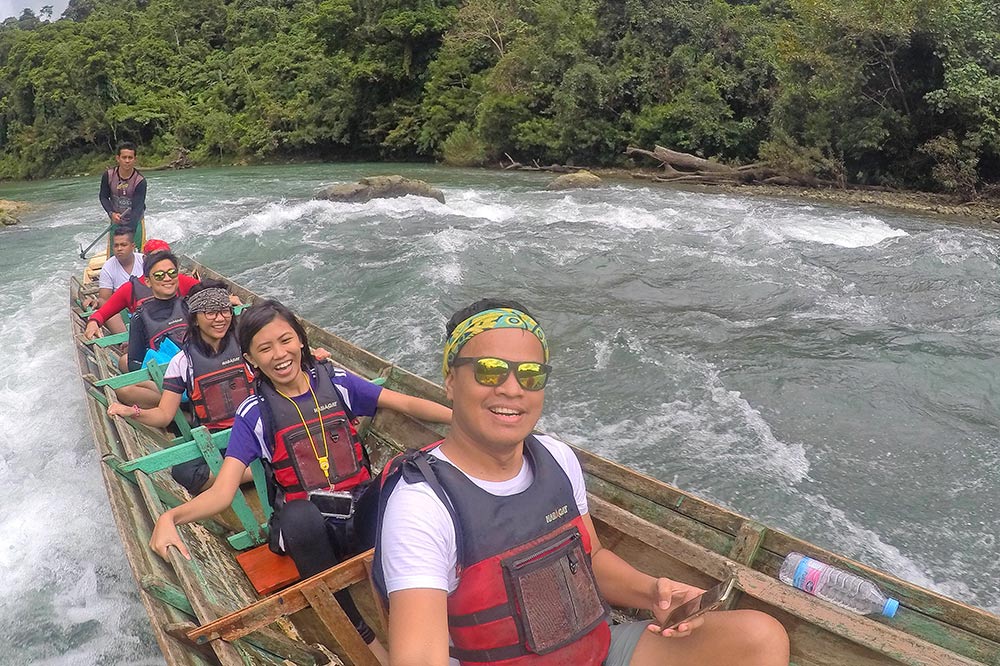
[1, 164, 997, 663]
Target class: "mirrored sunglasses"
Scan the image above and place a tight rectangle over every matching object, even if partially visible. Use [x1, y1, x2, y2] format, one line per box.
[451, 356, 551, 391]
[150, 268, 179, 281]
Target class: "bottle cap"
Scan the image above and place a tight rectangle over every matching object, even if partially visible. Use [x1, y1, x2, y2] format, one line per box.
[882, 598, 899, 618]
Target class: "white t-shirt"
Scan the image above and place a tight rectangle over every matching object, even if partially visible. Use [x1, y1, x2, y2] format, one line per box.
[164, 351, 190, 383]
[379, 434, 589, 596]
[98, 253, 145, 290]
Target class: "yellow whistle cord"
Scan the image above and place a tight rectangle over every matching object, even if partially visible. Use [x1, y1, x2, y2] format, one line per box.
[276, 374, 330, 479]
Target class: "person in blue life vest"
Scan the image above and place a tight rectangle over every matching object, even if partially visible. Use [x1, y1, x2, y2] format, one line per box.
[100, 141, 147, 252]
[115, 251, 189, 409]
[373, 299, 790, 666]
[107, 280, 255, 495]
[147, 299, 453, 664]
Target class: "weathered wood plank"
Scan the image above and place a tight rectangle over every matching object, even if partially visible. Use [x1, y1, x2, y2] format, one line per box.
[301, 580, 380, 666]
[730, 521, 768, 566]
[112, 407, 248, 666]
[73, 304, 228, 666]
[585, 475, 734, 554]
[751, 549, 1000, 664]
[589, 496, 982, 666]
[582, 441, 1000, 651]
[187, 550, 373, 644]
[143, 575, 196, 616]
[758, 531, 1000, 645]
[577, 446, 745, 535]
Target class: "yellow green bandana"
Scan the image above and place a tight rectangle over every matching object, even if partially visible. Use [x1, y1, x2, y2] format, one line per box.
[443, 308, 548, 378]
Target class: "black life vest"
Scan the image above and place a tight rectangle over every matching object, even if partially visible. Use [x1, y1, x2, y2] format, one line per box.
[185, 334, 254, 431]
[256, 362, 370, 502]
[127, 275, 154, 312]
[107, 167, 145, 226]
[135, 296, 187, 350]
[373, 436, 610, 666]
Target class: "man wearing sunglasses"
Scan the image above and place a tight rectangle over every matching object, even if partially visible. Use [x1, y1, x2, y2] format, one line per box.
[373, 300, 789, 666]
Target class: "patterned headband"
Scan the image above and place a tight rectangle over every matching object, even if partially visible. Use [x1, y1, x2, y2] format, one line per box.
[186, 288, 231, 314]
[443, 308, 548, 377]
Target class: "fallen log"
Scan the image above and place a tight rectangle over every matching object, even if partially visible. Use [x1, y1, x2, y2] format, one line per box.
[626, 145, 735, 174]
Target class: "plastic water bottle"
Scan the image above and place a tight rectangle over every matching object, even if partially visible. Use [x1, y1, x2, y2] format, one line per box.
[778, 552, 899, 618]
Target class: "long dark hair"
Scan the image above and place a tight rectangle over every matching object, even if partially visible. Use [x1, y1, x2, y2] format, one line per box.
[236, 299, 314, 382]
[184, 279, 235, 357]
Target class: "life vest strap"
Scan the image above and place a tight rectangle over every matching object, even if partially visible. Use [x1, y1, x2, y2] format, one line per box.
[450, 643, 526, 664]
[448, 602, 511, 627]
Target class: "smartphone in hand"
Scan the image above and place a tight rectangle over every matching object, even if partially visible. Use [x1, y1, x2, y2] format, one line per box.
[660, 577, 738, 631]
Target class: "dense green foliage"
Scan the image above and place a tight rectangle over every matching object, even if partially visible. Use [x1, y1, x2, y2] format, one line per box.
[1, 0, 997, 191]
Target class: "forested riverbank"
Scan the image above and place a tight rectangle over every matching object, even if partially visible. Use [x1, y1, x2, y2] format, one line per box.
[1, 0, 998, 198]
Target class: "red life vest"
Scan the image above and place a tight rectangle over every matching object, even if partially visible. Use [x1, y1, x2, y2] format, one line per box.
[127, 275, 154, 312]
[107, 167, 145, 226]
[257, 362, 370, 502]
[185, 334, 254, 431]
[373, 436, 610, 666]
[135, 296, 186, 350]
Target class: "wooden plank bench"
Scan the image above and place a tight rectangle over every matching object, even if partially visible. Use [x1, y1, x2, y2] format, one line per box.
[188, 549, 384, 666]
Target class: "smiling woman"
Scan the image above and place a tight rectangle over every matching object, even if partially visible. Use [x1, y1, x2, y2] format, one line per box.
[106, 279, 253, 494]
[142, 298, 451, 664]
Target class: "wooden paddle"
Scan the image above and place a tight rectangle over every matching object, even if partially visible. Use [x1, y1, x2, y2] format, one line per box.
[80, 222, 114, 259]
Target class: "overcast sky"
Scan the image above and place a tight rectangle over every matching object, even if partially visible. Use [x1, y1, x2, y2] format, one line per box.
[1, 0, 70, 20]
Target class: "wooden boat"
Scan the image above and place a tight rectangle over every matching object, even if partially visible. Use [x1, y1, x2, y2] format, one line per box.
[71, 255, 1000, 666]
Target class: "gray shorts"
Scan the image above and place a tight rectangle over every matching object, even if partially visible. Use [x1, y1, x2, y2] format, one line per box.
[605, 620, 648, 666]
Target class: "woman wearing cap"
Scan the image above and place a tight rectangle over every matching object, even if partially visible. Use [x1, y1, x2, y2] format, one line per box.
[84, 240, 200, 342]
[374, 299, 790, 666]
[108, 279, 254, 494]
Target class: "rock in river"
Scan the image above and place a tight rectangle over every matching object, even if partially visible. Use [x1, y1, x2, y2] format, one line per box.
[546, 170, 602, 191]
[316, 175, 446, 204]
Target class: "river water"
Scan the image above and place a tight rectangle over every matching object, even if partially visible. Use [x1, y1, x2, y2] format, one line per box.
[0, 164, 997, 664]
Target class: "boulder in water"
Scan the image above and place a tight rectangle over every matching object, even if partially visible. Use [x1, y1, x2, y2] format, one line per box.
[0, 199, 26, 226]
[546, 170, 602, 191]
[316, 175, 446, 204]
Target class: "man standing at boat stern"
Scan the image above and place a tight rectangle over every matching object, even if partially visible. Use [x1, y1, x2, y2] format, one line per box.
[100, 141, 147, 252]
[372, 300, 790, 666]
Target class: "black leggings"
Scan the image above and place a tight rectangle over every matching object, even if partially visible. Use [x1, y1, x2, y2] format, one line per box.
[269, 499, 376, 644]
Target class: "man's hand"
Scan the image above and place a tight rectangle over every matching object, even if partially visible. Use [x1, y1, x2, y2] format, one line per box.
[84, 320, 102, 340]
[111, 212, 122, 223]
[646, 578, 706, 638]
